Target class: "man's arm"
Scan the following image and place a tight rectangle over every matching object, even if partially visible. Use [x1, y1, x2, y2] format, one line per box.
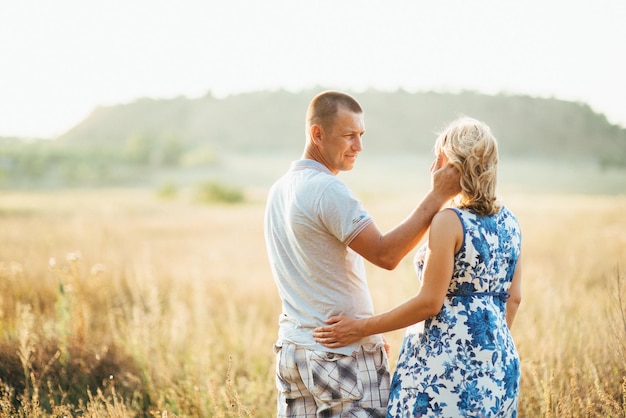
[314, 209, 460, 347]
[349, 162, 460, 270]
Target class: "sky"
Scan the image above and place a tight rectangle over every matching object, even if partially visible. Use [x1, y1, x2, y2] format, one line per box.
[1, 0, 625, 138]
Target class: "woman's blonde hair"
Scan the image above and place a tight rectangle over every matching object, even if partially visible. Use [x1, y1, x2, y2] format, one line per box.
[435, 116, 501, 216]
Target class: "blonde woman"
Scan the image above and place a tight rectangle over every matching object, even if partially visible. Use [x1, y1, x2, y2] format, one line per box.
[314, 117, 523, 417]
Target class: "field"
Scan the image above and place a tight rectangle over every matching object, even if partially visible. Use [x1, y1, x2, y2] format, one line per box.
[0, 155, 625, 417]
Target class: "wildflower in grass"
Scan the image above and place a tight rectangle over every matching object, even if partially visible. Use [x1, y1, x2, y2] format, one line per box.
[49, 257, 57, 268]
[66, 251, 81, 262]
[90, 263, 106, 276]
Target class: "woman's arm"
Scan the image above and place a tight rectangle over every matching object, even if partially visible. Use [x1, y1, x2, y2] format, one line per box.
[506, 252, 522, 328]
[313, 209, 461, 348]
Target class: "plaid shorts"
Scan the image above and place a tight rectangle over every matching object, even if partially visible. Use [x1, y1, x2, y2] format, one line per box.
[274, 342, 390, 417]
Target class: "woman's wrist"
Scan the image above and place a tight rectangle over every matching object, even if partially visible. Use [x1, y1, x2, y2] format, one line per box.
[361, 316, 376, 338]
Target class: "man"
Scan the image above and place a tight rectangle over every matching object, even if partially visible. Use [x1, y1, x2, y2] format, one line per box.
[264, 91, 460, 417]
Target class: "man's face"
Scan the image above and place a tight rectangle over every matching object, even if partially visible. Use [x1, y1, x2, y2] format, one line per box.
[319, 107, 365, 174]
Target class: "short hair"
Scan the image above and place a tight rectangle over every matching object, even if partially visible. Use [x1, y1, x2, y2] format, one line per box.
[434, 116, 501, 216]
[306, 91, 363, 135]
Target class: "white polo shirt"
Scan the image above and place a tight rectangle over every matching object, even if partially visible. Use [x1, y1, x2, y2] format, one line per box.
[264, 159, 383, 355]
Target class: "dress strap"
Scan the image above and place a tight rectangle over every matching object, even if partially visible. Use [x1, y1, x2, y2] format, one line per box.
[447, 291, 510, 300]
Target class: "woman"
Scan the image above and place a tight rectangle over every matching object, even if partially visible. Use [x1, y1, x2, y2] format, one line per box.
[313, 116, 522, 417]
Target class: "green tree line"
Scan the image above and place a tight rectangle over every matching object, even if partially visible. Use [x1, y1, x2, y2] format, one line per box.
[0, 133, 214, 188]
[1, 89, 624, 188]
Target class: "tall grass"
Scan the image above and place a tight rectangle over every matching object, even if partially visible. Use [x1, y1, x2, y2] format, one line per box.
[0, 188, 624, 417]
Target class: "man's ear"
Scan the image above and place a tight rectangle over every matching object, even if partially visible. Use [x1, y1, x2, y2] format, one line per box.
[310, 124, 323, 145]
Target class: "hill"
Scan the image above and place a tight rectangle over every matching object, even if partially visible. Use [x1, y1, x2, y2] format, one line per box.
[57, 89, 625, 165]
[2, 89, 625, 190]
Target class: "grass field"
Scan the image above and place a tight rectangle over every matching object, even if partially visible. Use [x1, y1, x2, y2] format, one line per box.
[0, 156, 625, 417]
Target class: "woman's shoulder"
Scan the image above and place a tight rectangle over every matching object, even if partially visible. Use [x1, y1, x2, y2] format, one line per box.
[498, 205, 518, 221]
[440, 206, 473, 220]
[432, 207, 464, 231]
[435, 206, 463, 220]
[498, 205, 521, 231]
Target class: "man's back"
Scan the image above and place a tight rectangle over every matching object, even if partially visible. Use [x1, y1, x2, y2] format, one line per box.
[264, 159, 381, 355]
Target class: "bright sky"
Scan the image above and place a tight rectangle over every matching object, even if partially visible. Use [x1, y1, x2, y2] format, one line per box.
[1, 0, 625, 138]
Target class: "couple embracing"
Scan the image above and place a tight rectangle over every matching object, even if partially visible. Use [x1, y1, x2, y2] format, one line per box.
[264, 91, 522, 417]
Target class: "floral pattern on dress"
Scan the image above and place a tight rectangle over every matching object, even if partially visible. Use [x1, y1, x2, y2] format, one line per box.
[387, 206, 521, 417]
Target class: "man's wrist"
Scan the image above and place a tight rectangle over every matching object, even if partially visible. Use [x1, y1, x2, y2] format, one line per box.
[425, 189, 451, 210]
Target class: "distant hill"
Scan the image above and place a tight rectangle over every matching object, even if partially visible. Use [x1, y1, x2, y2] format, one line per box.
[58, 89, 625, 165]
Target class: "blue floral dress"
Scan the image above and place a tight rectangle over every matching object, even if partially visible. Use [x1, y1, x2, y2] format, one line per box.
[387, 206, 522, 417]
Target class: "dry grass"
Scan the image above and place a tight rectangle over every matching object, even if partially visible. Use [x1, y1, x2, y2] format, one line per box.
[0, 186, 624, 417]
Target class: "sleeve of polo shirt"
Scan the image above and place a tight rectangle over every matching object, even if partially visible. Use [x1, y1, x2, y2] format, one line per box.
[317, 180, 372, 245]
